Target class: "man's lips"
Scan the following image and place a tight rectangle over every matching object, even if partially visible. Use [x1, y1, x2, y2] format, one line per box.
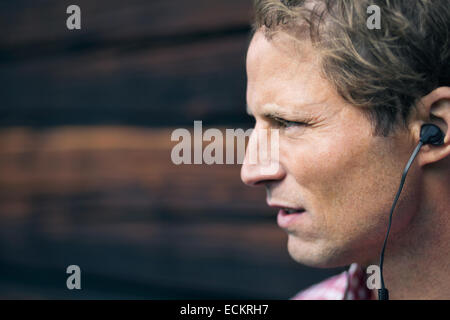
[268, 202, 306, 228]
[267, 202, 306, 214]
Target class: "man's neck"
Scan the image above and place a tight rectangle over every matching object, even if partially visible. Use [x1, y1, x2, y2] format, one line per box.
[373, 202, 450, 300]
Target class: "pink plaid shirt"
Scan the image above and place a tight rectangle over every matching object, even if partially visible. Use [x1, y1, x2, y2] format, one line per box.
[290, 263, 375, 300]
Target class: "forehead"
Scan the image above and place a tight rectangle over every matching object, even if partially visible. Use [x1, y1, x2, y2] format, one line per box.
[246, 31, 337, 113]
[246, 31, 309, 82]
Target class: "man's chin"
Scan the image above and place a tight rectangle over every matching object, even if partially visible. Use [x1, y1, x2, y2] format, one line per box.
[286, 234, 349, 268]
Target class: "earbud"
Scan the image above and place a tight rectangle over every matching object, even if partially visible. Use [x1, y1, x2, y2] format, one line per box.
[420, 124, 445, 146]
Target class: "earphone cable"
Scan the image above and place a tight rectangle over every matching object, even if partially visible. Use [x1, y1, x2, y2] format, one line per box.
[378, 141, 423, 300]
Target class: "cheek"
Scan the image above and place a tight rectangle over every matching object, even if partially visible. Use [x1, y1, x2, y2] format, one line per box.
[279, 131, 401, 241]
[281, 133, 364, 206]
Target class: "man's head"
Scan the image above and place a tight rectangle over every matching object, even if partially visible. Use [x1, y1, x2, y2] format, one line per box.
[241, 0, 450, 268]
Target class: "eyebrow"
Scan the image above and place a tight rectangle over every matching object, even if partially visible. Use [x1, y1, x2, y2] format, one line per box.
[246, 102, 318, 119]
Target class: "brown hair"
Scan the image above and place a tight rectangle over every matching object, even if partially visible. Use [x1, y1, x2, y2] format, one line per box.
[252, 0, 450, 135]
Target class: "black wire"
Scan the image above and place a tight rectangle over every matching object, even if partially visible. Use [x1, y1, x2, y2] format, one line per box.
[378, 141, 423, 297]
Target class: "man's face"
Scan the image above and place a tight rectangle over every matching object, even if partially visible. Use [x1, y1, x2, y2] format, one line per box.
[242, 30, 422, 268]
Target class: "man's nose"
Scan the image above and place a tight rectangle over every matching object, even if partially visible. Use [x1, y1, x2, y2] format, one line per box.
[240, 129, 285, 186]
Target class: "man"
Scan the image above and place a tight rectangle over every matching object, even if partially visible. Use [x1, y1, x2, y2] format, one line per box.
[241, 0, 449, 300]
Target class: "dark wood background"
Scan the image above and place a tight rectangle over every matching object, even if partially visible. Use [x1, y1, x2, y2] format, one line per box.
[0, 0, 343, 299]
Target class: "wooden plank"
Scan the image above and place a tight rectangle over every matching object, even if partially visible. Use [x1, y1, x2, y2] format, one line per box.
[0, 34, 252, 127]
[0, 0, 253, 46]
[0, 127, 265, 219]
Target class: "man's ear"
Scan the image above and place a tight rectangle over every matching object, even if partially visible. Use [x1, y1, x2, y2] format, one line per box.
[414, 87, 450, 167]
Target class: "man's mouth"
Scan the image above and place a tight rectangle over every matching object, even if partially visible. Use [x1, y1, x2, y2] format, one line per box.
[277, 208, 306, 228]
[268, 202, 306, 228]
[281, 208, 305, 214]
[268, 202, 305, 214]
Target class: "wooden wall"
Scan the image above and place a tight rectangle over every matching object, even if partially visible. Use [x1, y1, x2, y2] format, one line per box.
[0, 0, 342, 299]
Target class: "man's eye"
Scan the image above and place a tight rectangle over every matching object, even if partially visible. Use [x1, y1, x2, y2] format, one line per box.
[273, 117, 306, 128]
